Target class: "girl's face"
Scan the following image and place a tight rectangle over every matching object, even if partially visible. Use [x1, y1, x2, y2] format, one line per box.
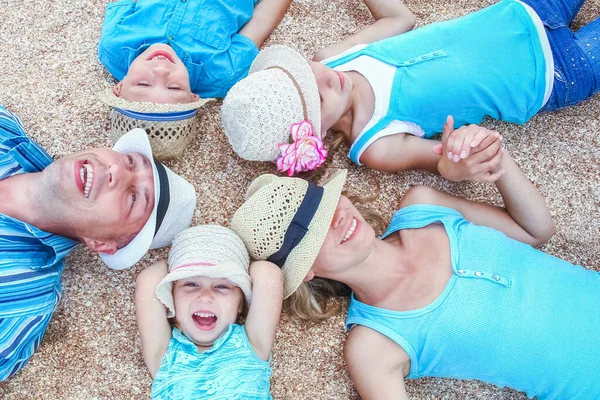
[307, 195, 376, 280]
[309, 62, 353, 137]
[172, 276, 243, 351]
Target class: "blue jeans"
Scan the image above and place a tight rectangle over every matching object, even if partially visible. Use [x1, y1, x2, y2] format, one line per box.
[521, 0, 600, 111]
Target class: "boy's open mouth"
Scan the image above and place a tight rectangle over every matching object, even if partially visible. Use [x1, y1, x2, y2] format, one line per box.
[147, 50, 175, 64]
[192, 312, 217, 331]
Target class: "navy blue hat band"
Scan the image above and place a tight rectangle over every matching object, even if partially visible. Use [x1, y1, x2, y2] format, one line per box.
[267, 182, 324, 268]
[153, 158, 170, 237]
[116, 108, 196, 122]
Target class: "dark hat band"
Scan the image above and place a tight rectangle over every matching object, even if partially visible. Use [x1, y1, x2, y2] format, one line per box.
[267, 182, 324, 268]
[153, 158, 171, 236]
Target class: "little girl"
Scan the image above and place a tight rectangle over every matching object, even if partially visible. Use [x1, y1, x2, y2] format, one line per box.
[135, 225, 282, 399]
[221, 0, 600, 175]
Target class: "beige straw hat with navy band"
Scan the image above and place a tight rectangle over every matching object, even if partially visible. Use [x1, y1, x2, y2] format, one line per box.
[221, 45, 321, 162]
[230, 169, 347, 299]
[99, 88, 213, 160]
[155, 225, 252, 318]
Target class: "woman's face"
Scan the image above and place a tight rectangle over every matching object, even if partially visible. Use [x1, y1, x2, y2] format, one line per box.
[308, 195, 375, 280]
[309, 62, 353, 137]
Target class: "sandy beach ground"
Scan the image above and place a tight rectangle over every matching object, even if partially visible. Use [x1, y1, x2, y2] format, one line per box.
[0, 0, 599, 398]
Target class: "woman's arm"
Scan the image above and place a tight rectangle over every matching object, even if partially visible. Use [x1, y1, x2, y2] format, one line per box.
[313, 0, 416, 61]
[401, 120, 555, 246]
[244, 261, 283, 361]
[239, 0, 292, 48]
[135, 261, 172, 378]
[345, 326, 410, 400]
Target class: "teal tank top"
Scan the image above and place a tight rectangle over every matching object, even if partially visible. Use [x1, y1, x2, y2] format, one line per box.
[152, 324, 272, 399]
[346, 204, 600, 399]
[325, 0, 547, 165]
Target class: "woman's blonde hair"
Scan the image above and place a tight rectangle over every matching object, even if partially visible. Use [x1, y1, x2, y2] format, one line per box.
[282, 190, 387, 322]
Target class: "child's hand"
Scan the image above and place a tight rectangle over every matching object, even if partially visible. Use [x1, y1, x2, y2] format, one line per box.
[435, 116, 505, 182]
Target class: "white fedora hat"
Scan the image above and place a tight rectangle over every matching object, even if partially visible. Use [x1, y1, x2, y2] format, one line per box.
[100, 128, 197, 270]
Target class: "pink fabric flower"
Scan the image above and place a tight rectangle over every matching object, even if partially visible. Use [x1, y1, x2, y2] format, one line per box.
[276, 121, 328, 176]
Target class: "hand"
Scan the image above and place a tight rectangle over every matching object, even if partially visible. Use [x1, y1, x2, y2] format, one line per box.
[435, 116, 505, 182]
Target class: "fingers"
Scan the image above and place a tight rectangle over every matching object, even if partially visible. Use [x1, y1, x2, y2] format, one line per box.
[472, 130, 501, 154]
[468, 136, 503, 165]
[432, 143, 442, 155]
[445, 123, 495, 163]
[441, 115, 454, 151]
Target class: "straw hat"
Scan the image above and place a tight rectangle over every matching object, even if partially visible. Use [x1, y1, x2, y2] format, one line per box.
[221, 45, 321, 162]
[230, 170, 347, 299]
[100, 128, 197, 270]
[155, 225, 252, 318]
[99, 88, 213, 160]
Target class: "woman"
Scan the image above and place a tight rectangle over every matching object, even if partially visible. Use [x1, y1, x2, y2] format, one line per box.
[230, 122, 600, 399]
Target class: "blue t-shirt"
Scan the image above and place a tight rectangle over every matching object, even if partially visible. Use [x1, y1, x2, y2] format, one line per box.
[347, 204, 600, 399]
[98, 0, 259, 98]
[152, 324, 272, 399]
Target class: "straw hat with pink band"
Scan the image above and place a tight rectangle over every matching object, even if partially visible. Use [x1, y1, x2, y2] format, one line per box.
[155, 225, 252, 318]
[221, 46, 327, 176]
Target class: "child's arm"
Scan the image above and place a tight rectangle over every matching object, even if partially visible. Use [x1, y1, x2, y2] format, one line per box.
[313, 0, 416, 62]
[244, 261, 283, 361]
[239, 0, 292, 48]
[400, 123, 555, 246]
[135, 261, 172, 378]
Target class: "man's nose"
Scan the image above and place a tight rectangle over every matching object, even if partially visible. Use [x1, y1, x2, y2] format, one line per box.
[108, 163, 134, 189]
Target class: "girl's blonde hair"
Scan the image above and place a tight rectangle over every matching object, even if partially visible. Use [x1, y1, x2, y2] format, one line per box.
[282, 191, 387, 322]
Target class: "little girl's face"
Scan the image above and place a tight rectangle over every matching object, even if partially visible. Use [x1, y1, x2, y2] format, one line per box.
[172, 276, 243, 351]
[114, 44, 199, 104]
[309, 62, 353, 137]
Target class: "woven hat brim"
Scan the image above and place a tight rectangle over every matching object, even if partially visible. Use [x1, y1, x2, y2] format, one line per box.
[249, 46, 321, 135]
[98, 88, 214, 113]
[155, 263, 253, 318]
[281, 170, 347, 298]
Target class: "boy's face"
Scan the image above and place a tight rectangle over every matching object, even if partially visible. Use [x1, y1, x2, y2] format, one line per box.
[114, 44, 199, 104]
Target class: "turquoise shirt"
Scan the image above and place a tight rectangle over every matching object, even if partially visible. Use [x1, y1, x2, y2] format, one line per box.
[152, 324, 272, 399]
[325, 0, 547, 165]
[346, 204, 600, 399]
[98, 0, 259, 98]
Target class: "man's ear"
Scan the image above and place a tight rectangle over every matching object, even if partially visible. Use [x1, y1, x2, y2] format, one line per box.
[112, 81, 124, 97]
[82, 237, 118, 255]
[303, 270, 315, 282]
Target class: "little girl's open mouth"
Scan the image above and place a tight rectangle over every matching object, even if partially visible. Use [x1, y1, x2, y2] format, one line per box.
[192, 312, 217, 331]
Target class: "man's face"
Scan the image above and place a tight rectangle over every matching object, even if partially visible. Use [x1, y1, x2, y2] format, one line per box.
[114, 44, 199, 104]
[39, 148, 156, 254]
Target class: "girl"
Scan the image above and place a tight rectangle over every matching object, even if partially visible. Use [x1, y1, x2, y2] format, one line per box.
[229, 122, 600, 399]
[222, 0, 600, 175]
[135, 225, 282, 399]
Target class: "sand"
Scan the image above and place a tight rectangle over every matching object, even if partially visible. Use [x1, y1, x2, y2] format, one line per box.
[0, 0, 599, 398]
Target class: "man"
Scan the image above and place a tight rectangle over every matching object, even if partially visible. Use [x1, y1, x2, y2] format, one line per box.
[0, 106, 196, 381]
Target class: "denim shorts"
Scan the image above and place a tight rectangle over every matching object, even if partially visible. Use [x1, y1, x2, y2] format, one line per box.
[520, 0, 600, 111]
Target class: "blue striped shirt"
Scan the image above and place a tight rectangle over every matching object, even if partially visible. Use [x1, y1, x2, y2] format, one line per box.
[0, 106, 78, 381]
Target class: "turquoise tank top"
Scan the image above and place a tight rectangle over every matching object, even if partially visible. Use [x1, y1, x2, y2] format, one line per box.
[152, 324, 272, 399]
[346, 204, 600, 399]
[325, 0, 547, 165]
